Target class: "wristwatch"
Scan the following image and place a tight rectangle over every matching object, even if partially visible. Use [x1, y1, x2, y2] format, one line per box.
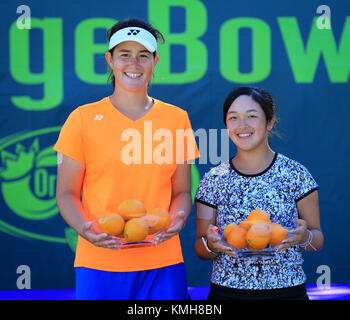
[201, 236, 218, 254]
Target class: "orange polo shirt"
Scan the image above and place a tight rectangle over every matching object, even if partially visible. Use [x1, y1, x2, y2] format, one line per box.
[54, 97, 199, 272]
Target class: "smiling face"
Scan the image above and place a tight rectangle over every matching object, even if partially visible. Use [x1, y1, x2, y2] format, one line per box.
[105, 41, 159, 93]
[226, 95, 275, 152]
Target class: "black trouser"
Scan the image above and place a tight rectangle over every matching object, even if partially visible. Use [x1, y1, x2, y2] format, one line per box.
[207, 282, 309, 300]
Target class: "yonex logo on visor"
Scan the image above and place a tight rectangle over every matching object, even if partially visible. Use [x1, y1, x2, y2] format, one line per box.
[109, 27, 157, 52]
[128, 29, 140, 36]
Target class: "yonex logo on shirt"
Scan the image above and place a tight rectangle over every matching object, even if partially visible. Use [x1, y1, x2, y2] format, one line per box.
[94, 115, 104, 120]
[127, 29, 140, 36]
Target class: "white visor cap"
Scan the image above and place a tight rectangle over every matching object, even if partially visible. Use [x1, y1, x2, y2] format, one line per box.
[108, 27, 157, 53]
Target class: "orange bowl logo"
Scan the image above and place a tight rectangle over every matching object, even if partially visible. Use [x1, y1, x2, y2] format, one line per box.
[0, 127, 77, 252]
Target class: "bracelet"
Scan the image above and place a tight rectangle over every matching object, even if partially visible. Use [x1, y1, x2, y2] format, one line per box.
[201, 236, 218, 255]
[300, 230, 317, 251]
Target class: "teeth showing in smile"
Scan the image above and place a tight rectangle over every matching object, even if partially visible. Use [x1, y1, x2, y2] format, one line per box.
[125, 73, 142, 79]
[237, 133, 252, 137]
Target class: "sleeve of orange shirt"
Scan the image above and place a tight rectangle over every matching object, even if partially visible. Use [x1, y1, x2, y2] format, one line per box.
[53, 108, 85, 164]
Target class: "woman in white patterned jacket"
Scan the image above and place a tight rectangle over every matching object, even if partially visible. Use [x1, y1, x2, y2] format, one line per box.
[195, 86, 324, 300]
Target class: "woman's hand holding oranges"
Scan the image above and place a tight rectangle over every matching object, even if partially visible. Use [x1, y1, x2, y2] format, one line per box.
[158, 211, 186, 243]
[276, 219, 308, 252]
[206, 224, 237, 258]
[81, 221, 119, 249]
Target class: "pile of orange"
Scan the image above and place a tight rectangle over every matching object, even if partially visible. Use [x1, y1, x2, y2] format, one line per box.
[222, 209, 288, 251]
[98, 200, 171, 243]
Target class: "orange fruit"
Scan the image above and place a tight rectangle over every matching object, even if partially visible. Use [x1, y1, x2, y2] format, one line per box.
[226, 226, 247, 249]
[150, 208, 171, 230]
[269, 222, 288, 246]
[247, 244, 256, 251]
[98, 213, 125, 236]
[118, 200, 146, 220]
[123, 218, 149, 242]
[223, 223, 238, 239]
[139, 214, 159, 228]
[143, 208, 171, 234]
[247, 209, 270, 227]
[239, 220, 251, 231]
[246, 222, 272, 250]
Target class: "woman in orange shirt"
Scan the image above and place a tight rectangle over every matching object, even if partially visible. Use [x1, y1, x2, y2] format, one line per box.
[55, 18, 199, 299]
